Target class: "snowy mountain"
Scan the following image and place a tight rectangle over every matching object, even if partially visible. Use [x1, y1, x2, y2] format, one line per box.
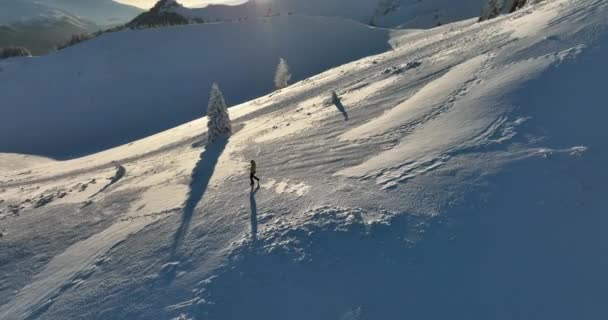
[0, 0, 143, 27]
[42, 0, 143, 26]
[0, 0, 141, 54]
[127, 0, 190, 27]
[0, 1, 70, 25]
[159, 0, 488, 28]
[0, 21, 95, 56]
[0, 15, 391, 158]
[2, 0, 608, 319]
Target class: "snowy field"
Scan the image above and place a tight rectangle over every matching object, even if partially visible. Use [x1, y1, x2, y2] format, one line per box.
[1, 0, 608, 319]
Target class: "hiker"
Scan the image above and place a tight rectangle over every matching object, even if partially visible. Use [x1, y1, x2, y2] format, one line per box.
[250, 160, 260, 187]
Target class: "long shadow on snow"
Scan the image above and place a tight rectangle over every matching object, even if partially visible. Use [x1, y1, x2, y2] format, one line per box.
[332, 93, 349, 121]
[249, 185, 260, 241]
[89, 162, 126, 198]
[170, 137, 229, 258]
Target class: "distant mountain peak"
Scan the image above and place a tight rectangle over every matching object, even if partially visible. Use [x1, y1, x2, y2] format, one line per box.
[151, 0, 183, 13]
[127, 0, 188, 27]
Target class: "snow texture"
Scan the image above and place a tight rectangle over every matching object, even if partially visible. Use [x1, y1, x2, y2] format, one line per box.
[1, 0, 608, 319]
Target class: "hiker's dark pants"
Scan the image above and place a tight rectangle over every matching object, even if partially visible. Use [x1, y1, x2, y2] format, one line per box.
[250, 173, 259, 185]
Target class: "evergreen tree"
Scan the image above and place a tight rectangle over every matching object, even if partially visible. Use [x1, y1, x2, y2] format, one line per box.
[274, 57, 292, 90]
[207, 83, 232, 144]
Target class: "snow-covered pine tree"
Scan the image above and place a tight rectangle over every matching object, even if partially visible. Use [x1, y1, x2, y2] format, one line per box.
[207, 83, 232, 144]
[274, 57, 291, 90]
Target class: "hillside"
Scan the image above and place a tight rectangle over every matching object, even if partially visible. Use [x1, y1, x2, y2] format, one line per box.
[0, 0, 142, 27]
[0, 17, 97, 55]
[1, 0, 608, 319]
[43, 0, 142, 26]
[0, 0, 142, 54]
[0, 15, 391, 159]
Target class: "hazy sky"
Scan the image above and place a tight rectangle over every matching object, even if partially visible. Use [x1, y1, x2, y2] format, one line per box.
[114, 0, 247, 9]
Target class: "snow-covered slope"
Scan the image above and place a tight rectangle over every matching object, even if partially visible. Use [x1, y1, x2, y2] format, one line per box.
[0, 16, 97, 55]
[0, 15, 390, 158]
[0, 0, 142, 27]
[1, 0, 608, 319]
[163, 0, 488, 28]
[0, 1, 76, 26]
[44, 0, 143, 26]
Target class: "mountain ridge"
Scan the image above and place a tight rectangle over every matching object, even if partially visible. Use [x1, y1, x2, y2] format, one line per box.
[129, 0, 488, 29]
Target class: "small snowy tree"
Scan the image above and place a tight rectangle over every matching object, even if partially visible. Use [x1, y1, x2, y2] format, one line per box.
[274, 57, 291, 90]
[206, 83, 232, 144]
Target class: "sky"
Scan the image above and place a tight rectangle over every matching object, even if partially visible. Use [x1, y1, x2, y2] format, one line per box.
[113, 0, 247, 9]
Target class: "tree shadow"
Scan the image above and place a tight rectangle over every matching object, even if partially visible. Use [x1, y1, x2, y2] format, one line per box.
[332, 91, 349, 121]
[90, 162, 126, 198]
[170, 137, 229, 257]
[249, 185, 260, 241]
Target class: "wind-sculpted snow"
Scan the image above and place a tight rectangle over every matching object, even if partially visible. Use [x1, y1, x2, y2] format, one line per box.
[336, 51, 562, 187]
[1, 0, 608, 319]
[250, 206, 402, 260]
[165, 206, 430, 319]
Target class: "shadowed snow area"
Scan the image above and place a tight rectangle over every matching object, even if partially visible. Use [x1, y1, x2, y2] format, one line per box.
[0, 15, 390, 159]
[1, 0, 608, 319]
